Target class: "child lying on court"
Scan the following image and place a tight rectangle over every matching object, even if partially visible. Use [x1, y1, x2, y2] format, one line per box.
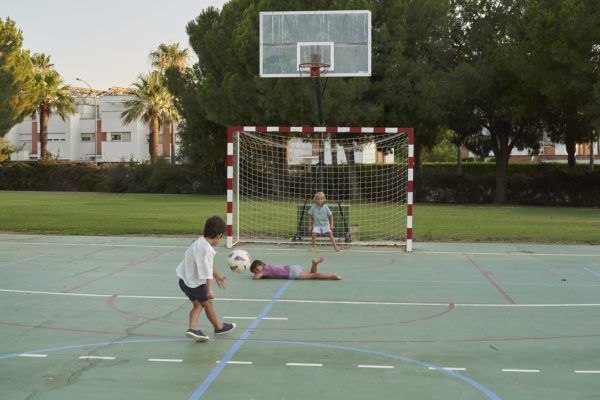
[249, 257, 342, 280]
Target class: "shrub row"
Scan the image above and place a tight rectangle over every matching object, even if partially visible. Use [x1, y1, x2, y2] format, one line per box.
[0, 161, 598, 206]
[0, 160, 224, 195]
[415, 163, 600, 206]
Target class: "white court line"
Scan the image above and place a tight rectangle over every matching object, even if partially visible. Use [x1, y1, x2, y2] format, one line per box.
[2, 239, 598, 257]
[428, 367, 466, 371]
[286, 362, 322, 367]
[79, 356, 115, 360]
[0, 240, 186, 249]
[501, 369, 539, 373]
[574, 370, 600, 374]
[2, 288, 600, 307]
[358, 364, 394, 369]
[419, 250, 600, 258]
[148, 358, 183, 363]
[216, 360, 253, 365]
[18, 353, 47, 358]
[224, 316, 287, 320]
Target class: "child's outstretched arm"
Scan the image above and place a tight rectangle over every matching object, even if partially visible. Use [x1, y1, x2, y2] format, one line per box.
[213, 266, 227, 289]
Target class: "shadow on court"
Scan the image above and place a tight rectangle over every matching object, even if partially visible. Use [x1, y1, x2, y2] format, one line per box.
[1, 233, 599, 400]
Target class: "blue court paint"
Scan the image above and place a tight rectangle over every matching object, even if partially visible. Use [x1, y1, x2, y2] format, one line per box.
[0, 255, 42, 269]
[254, 339, 502, 400]
[1, 278, 499, 400]
[187, 280, 293, 400]
[0, 335, 500, 399]
[584, 268, 600, 279]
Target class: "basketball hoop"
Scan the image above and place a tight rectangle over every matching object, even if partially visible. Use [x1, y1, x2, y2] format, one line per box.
[299, 62, 330, 77]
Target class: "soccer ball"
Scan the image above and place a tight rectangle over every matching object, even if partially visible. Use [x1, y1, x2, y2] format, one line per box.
[227, 249, 251, 273]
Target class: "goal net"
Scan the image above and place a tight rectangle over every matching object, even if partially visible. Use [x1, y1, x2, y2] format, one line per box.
[226, 126, 414, 251]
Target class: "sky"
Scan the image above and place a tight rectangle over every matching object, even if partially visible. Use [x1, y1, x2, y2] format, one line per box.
[3, 0, 229, 90]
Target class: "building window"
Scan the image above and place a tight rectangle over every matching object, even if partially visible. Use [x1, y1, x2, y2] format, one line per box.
[110, 132, 131, 142]
[48, 133, 66, 142]
[81, 133, 96, 142]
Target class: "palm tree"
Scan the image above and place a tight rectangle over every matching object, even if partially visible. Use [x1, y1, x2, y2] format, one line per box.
[121, 71, 173, 163]
[149, 43, 189, 162]
[31, 53, 75, 160]
[149, 42, 189, 72]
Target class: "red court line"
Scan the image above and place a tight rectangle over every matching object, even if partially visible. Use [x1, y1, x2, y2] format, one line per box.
[2, 319, 600, 344]
[466, 254, 516, 304]
[106, 295, 454, 330]
[0, 320, 179, 339]
[64, 248, 176, 293]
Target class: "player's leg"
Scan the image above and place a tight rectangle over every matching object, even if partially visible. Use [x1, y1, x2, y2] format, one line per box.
[311, 231, 317, 250]
[201, 299, 221, 329]
[178, 279, 210, 341]
[189, 300, 203, 330]
[297, 271, 342, 280]
[310, 256, 324, 273]
[328, 231, 340, 251]
[202, 299, 236, 335]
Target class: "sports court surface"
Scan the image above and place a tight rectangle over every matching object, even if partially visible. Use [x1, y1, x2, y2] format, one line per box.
[1, 233, 599, 400]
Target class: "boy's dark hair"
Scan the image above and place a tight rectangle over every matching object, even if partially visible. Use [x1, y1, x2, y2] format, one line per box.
[250, 259, 264, 273]
[203, 216, 227, 238]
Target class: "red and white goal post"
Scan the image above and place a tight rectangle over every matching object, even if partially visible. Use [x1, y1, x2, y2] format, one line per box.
[226, 126, 414, 251]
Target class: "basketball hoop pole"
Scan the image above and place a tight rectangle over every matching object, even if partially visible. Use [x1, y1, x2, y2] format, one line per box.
[314, 75, 325, 126]
[299, 57, 328, 192]
[299, 60, 328, 126]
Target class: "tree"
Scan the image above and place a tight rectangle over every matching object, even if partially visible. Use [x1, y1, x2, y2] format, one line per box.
[149, 42, 190, 162]
[175, 0, 372, 188]
[31, 53, 75, 160]
[186, 0, 372, 127]
[0, 18, 38, 136]
[447, 0, 545, 203]
[522, 0, 600, 169]
[0, 137, 20, 162]
[149, 42, 190, 72]
[370, 0, 453, 171]
[121, 71, 174, 163]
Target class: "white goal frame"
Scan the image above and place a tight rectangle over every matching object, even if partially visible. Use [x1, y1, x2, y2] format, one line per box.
[226, 126, 414, 251]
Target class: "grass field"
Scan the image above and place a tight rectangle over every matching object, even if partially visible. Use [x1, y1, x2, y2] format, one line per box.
[0, 190, 599, 243]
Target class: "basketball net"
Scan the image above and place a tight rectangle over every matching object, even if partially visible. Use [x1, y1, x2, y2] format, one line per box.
[299, 62, 330, 77]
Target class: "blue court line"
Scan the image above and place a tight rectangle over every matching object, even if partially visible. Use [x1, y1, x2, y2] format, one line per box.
[0, 334, 500, 398]
[188, 279, 293, 400]
[584, 268, 600, 279]
[253, 339, 501, 400]
[0, 255, 42, 269]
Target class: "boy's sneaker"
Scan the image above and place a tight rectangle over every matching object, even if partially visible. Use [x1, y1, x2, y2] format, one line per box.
[185, 328, 209, 342]
[214, 322, 236, 335]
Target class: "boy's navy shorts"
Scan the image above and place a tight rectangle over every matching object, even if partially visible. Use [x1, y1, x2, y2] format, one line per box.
[178, 279, 209, 302]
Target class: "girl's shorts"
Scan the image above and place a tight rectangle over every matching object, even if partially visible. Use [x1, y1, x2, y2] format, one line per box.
[312, 226, 331, 234]
[288, 265, 304, 280]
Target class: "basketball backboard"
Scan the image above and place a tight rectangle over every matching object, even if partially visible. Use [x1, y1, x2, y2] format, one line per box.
[259, 10, 371, 78]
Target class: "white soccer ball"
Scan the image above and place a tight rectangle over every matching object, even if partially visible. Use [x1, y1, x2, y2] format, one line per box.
[227, 249, 251, 273]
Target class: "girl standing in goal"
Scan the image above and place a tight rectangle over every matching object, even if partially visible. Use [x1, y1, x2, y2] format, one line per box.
[308, 192, 340, 252]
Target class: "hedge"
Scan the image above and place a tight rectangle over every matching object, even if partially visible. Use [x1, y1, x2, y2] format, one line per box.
[0, 161, 598, 206]
[415, 163, 600, 206]
[0, 159, 222, 195]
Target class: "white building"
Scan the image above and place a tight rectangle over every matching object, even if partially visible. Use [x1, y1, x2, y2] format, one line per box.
[5, 87, 178, 163]
[286, 138, 395, 166]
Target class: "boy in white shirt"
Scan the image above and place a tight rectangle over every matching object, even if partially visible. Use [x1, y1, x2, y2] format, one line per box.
[176, 216, 235, 342]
